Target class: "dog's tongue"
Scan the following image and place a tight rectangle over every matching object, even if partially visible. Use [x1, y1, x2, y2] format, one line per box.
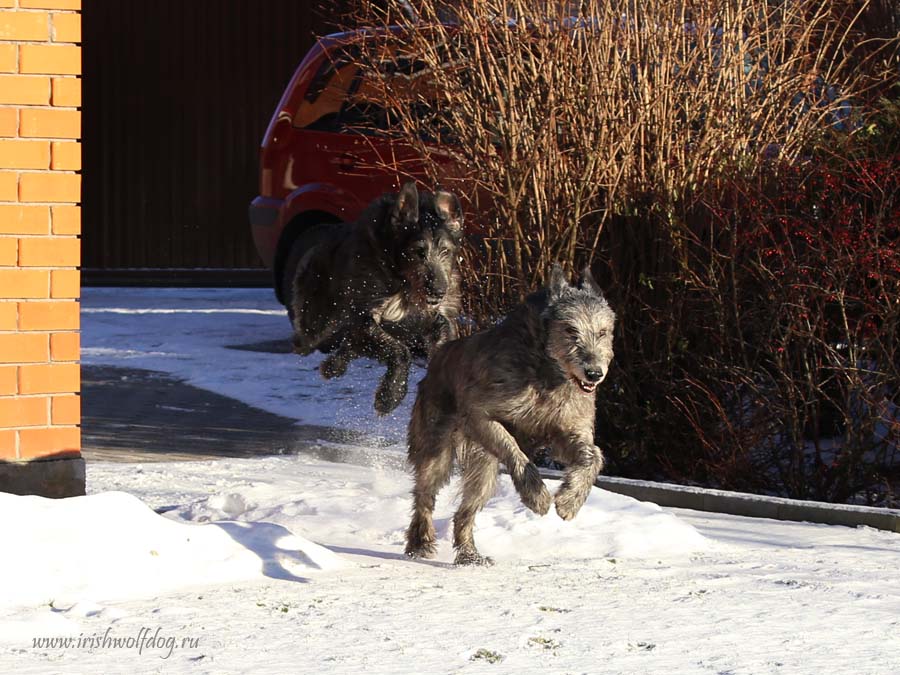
[571, 375, 597, 394]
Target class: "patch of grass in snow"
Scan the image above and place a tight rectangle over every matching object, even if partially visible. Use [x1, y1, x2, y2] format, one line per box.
[628, 641, 656, 652]
[538, 606, 571, 613]
[528, 636, 562, 652]
[470, 648, 504, 664]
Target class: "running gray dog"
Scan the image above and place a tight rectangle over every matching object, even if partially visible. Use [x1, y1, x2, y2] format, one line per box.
[289, 182, 462, 415]
[405, 264, 616, 565]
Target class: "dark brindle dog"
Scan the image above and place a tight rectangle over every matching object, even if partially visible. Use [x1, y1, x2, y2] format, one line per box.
[405, 265, 616, 565]
[290, 182, 463, 415]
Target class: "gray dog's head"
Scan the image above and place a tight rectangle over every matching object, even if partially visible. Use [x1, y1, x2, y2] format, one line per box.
[543, 264, 616, 395]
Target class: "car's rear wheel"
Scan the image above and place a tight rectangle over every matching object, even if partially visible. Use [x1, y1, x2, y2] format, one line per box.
[281, 235, 307, 324]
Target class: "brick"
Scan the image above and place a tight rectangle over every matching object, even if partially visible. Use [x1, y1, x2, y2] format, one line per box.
[17, 361, 78, 394]
[0, 43, 14, 72]
[0, 139, 50, 169]
[50, 140, 78, 169]
[19, 45, 80, 75]
[0, 268, 49, 297]
[52, 12, 79, 42]
[18, 299, 78, 330]
[50, 205, 78, 234]
[18, 172, 80, 202]
[19, 426, 80, 459]
[0, 11, 50, 42]
[51, 393, 78, 424]
[20, 0, 81, 9]
[0, 1, 13, 9]
[19, 108, 79, 138]
[0, 75, 50, 105]
[0, 108, 15, 136]
[0, 365, 15, 394]
[51, 77, 79, 106]
[0, 236, 17, 265]
[0, 302, 14, 327]
[0, 395, 48, 428]
[0, 429, 14, 459]
[0, 332, 49, 363]
[49, 330, 77, 360]
[49, 268, 77, 297]
[18, 237, 78, 266]
[0, 204, 50, 234]
[0, 170, 15, 200]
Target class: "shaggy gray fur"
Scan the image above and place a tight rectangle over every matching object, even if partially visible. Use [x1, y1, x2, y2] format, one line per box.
[405, 264, 616, 565]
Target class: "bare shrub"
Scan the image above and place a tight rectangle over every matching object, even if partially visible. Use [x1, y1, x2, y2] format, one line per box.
[343, 0, 894, 312]
[335, 0, 899, 502]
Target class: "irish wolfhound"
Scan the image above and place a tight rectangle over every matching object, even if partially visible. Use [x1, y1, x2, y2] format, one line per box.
[405, 264, 616, 565]
[289, 182, 463, 415]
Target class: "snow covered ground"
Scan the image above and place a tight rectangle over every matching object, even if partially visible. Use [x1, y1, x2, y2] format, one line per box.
[2, 288, 899, 673]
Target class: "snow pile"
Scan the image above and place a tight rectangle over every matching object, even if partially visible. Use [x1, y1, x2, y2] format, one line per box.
[475, 477, 709, 560]
[0, 491, 346, 608]
[168, 458, 708, 564]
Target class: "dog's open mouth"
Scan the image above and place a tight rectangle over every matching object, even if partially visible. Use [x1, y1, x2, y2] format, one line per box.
[571, 375, 598, 394]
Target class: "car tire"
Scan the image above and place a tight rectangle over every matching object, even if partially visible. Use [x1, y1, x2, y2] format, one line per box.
[280, 235, 308, 324]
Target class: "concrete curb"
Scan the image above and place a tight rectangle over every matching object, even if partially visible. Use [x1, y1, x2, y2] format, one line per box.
[538, 469, 900, 533]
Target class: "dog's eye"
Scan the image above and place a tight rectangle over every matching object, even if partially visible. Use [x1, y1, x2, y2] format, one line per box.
[597, 330, 607, 338]
[565, 327, 579, 338]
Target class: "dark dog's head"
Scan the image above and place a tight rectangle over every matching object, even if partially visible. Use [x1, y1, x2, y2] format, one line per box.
[380, 182, 463, 308]
[542, 264, 616, 395]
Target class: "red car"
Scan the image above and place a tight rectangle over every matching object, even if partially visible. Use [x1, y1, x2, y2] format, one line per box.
[249, 30, 439, 308]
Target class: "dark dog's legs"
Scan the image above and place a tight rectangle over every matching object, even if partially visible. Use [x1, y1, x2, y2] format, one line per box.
[465, 418, 551, 516]
[453, 449, 498, 566]
[552, 439, 605, 521]
[357, 320, 412, 415]
[319, 332, 351, 380]
[431, 312, 458, 348]
[323, 318, 412, 414]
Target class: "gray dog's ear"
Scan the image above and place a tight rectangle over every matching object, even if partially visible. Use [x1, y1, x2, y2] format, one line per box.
[390, 182, 420, 232]
[580, 265, 603, 297]
[434, 190, 463, 237]
[547, 263, 568, 300]
[434, 190, 464, 237]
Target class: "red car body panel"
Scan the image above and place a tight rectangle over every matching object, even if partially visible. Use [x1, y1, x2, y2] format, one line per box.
[249, 30, 430, 299]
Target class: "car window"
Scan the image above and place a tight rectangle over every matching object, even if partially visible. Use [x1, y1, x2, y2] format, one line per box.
[292, 49, 360, 131]
[292, 40, 448, 140]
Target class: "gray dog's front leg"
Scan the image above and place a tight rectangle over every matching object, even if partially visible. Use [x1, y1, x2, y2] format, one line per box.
[466, 418, 551, 516]
[553, 438, 604, 520]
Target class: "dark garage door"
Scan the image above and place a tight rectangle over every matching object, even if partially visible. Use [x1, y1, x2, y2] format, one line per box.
[82, 1, 343, 279]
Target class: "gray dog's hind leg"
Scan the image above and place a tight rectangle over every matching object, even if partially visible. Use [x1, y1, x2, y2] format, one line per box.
[553, 442, 604, 521]
[405, 450, 452, 559]
[465, 418, 551, 516]
[453, 450, 498, 566]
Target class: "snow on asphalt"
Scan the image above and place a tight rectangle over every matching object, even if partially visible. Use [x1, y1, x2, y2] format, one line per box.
[1, 288, 898, 674]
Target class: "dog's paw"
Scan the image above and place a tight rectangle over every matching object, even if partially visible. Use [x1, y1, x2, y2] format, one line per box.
[405, 541, 437, 560]
[554, 485, 588, 521]
[374, 375, 407, 416]
[454, 549, 494, 567]
[320, 351, 349, 380]
[518, 464, 552, 516]
[430, 314, 456, 347]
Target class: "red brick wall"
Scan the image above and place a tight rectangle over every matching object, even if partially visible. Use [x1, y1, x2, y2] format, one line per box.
[0, 0, 80, 462]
